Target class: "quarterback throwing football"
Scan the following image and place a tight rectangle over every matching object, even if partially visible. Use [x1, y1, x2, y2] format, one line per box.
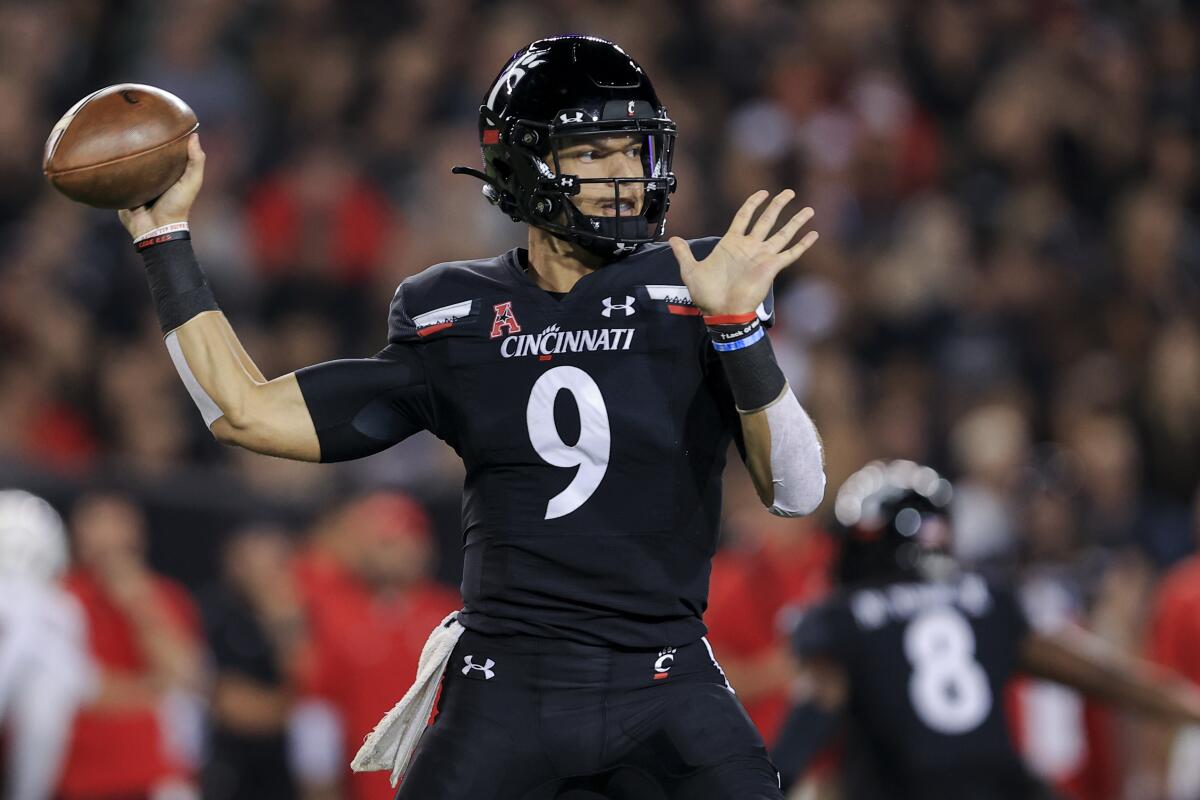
[119, 36, 824, 799]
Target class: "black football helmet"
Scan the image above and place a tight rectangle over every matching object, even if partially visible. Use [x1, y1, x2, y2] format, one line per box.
[453, 35, 677, 258]
[833, 460, 956, 586]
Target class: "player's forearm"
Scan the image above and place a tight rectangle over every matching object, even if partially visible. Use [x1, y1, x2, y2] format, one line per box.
[137, 232, 320, 460]
[709, 313, 825, 515]
[212, 675, 292, 733]
[715, 644, 796, 702]
[1021, 628, 1200, 724]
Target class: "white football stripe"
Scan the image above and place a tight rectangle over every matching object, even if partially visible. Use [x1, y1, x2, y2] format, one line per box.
[413, 300, 474, 328]
[645, 285, 693, 304]
[646, 285, 770, 321]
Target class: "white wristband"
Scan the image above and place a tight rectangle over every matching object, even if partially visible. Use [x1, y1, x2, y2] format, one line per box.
[133, 221, 189, 244]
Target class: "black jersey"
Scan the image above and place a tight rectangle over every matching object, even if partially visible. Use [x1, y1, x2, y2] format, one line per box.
[792, 573, 1041, 800]
[297, 238, 773, 648]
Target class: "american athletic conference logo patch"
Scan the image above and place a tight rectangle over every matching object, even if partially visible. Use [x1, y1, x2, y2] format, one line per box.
[490, 302, 522, 339]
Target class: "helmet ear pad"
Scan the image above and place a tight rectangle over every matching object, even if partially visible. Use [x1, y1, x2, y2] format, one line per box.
[529, 192, 562, 221]
[484, 156, 521, 220]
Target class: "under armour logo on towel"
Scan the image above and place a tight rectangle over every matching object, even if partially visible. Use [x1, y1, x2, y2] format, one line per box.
[601, 296, 636, 317]
[462, 655, 495, 679]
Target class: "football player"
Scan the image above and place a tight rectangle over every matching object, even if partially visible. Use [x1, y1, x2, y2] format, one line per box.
[0, 490, 96, 800]
[773, 460, 1200, 800]
[117, 36, 825, 799]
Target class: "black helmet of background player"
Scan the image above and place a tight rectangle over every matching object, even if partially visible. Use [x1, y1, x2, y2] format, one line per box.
[833, 460, 956, 586]
[453, 35, 677, 259]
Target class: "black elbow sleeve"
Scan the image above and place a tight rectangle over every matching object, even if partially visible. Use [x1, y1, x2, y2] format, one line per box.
[295, 351, 432, 462]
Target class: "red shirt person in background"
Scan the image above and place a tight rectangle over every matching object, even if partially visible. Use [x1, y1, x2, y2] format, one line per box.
[245, 142, 393, 284]
[58, 493, 204, 800]
[293, 492, 460, 800]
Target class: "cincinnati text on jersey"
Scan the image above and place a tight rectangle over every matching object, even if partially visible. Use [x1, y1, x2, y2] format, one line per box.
[500, 324, 636, 358]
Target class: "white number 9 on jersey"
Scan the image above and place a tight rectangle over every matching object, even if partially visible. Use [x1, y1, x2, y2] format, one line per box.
[903, 607, 992, 735]
[526, 366, 611, 520]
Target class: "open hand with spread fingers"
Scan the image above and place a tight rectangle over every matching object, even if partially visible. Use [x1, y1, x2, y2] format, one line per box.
[670, 189, 818, 316]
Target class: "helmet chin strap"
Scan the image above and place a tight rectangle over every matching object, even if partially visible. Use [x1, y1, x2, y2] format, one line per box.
[540, 217, 637, 259]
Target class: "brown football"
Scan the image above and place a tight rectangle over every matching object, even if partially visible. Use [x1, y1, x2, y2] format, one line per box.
[43, 84, 198, 209]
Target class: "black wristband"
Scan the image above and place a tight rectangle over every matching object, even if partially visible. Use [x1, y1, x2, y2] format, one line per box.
[707, 316, 763, 349]
[140, 238, 219, 334]
[714, 331, 787, 412]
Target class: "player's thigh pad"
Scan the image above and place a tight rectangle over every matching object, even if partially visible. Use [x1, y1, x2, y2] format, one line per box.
[395, 712, 540, 799]
[640, 683, 783, 799]
[395, 643, 554, 799]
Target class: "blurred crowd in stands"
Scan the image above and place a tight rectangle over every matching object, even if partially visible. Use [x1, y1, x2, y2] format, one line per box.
[4, 0, 1200, 797]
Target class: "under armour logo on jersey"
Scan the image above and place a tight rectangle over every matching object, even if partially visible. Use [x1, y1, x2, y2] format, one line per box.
[490, 301, 522, 339]
[653, 647, 676, 680]
[462, 655, 495, 680]
[601, 296, 636, 317]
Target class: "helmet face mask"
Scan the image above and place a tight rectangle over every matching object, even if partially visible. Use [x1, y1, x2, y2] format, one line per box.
[459, 36, 678, 259]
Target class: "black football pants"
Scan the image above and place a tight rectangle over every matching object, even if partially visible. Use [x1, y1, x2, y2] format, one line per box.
[395, 629, 783, 799]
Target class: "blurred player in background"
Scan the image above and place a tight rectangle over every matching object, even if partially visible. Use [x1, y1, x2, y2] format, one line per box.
[704, 470, 835, 745]
[58, 493, 205, 800]
[775, 460, 1200, 800]
[113, 34, 824, 799]
[0, 490, 95, 800]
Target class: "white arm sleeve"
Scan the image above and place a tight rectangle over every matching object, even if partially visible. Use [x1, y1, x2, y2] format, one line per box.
[761, 389, 826, 517]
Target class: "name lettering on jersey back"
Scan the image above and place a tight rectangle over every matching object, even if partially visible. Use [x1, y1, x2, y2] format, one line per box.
[500, 323, 635, 359]
[849, 574, 993, 630]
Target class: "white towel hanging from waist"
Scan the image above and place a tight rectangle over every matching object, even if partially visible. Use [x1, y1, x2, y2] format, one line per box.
[350, 611, 465, 787]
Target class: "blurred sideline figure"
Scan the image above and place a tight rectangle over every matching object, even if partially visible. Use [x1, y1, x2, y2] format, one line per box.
[774, 460, 1200, 800]
[291, 492, 459, 800]
[1142, 489, 1200, 799]
[0, 490, 95, 800]
[201, 525, 308, 800]
[58, 493, 205, 800]
[705, 470, 835, 745]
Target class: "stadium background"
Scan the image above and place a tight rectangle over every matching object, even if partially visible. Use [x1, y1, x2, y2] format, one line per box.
[4, 0, 1200, 798]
